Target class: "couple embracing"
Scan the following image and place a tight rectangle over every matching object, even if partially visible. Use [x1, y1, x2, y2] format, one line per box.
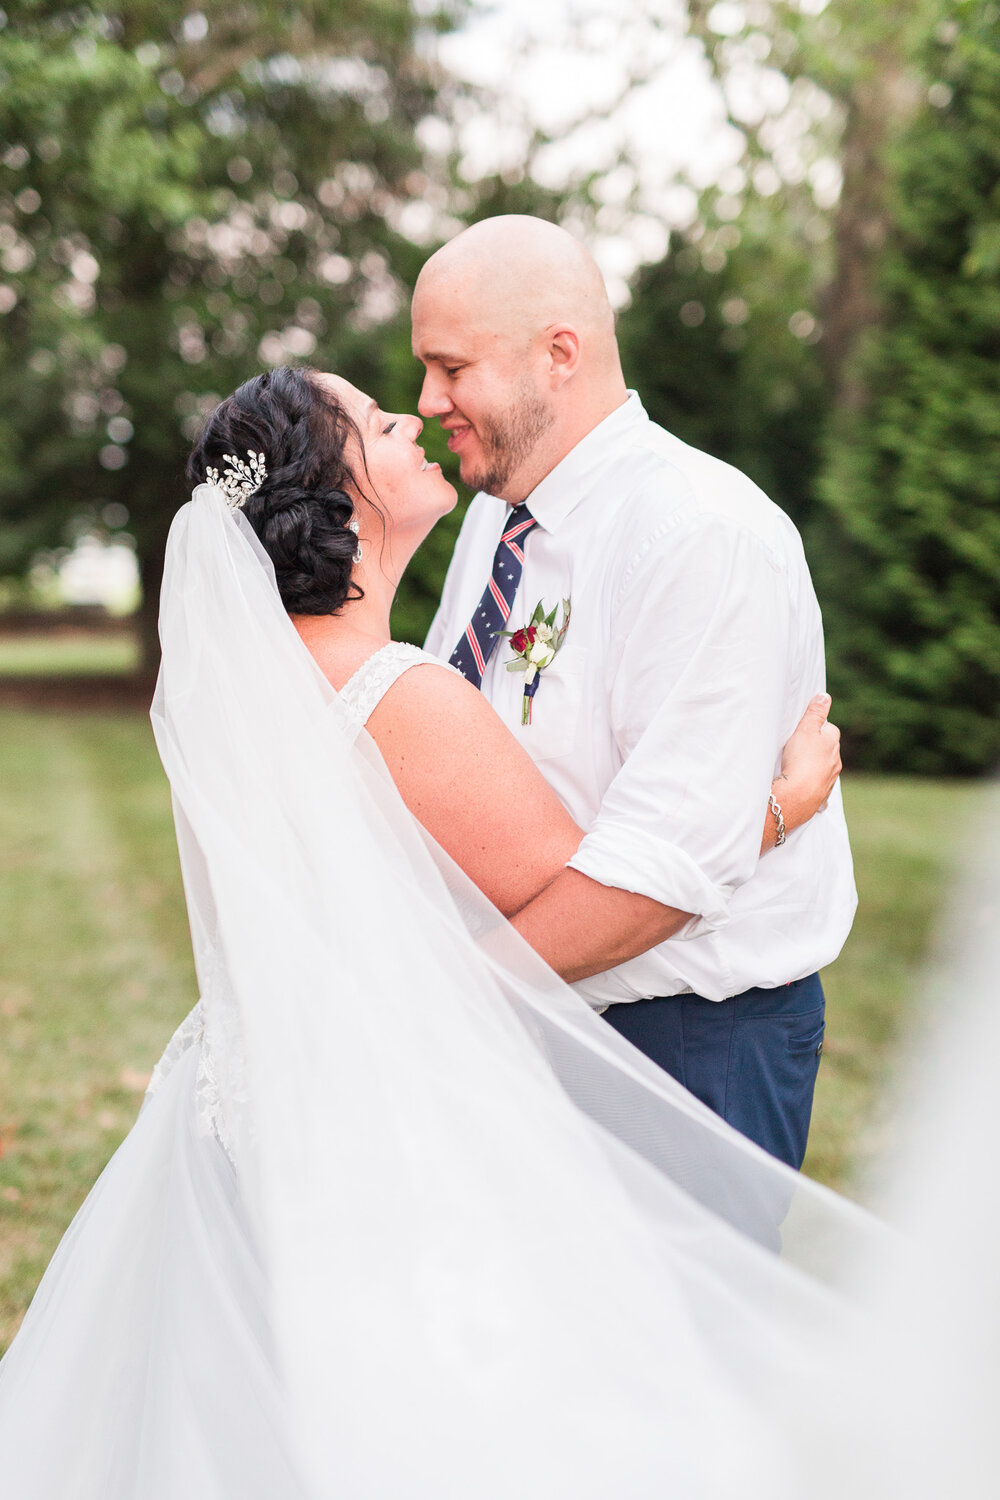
[0, 215, 860, 1498]
[291, 211, 854, 1167]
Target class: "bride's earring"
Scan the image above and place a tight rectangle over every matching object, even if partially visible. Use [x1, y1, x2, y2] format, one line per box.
[348, 520, 362, 565]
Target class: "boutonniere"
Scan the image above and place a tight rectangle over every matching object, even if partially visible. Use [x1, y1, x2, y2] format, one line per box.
[498, 598, 571, 725]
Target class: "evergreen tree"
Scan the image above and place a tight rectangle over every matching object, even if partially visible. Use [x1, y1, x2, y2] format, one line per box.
[616, 1, 932, 533]
[684, 0, 934, 412]
[812, 1, 1000, 773]
[617, 208, 827, 531]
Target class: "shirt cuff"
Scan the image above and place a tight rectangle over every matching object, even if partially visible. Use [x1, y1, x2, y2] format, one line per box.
[566, 822, 732, 935]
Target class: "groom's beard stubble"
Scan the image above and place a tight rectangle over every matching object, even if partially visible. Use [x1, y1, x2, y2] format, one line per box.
[466, 382, 554, 499]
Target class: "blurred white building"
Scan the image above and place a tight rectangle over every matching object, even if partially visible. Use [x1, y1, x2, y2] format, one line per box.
[57, 535, 140, 613]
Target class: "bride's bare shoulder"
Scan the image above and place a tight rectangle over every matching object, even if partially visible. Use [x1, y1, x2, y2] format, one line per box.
[366, 658, 501, 751]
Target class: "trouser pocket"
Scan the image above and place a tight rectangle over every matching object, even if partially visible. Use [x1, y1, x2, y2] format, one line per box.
[727, 1002, 826, 1170]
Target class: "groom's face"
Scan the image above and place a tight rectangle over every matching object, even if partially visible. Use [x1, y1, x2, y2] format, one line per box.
[411, 286, 554, 502]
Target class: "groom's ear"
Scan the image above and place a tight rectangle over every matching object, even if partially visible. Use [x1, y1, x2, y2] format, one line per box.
[544, 325, 582, 388]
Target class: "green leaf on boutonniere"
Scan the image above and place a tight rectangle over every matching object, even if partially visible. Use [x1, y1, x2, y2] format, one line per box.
[554, 597, 572, 646]
[499, 596, 572, 724]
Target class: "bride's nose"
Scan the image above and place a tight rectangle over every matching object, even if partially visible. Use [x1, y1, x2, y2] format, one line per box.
[405, 414, 424, 441]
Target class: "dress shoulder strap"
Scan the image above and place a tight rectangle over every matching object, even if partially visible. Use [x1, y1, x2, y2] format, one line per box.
[338, 642, 447, 729]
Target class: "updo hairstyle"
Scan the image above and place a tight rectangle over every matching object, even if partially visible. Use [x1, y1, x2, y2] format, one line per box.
[187, 366, 371, 615]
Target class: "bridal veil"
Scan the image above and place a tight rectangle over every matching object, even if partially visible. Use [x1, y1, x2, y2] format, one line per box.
[151, 485, 877, 1497]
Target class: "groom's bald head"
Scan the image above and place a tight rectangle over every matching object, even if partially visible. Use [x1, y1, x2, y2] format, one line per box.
[412, 215, 627, 501]
[417, 216, 616, 352]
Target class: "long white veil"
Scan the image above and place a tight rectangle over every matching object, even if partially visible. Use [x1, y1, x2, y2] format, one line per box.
[797, 787, 1000, 1500]
[150, 486, 890, 1498]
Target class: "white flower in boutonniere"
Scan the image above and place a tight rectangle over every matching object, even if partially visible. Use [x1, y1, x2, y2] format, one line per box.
[498, 598, 571, 725]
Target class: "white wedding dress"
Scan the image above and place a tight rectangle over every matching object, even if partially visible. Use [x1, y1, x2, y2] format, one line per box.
[0, 486, 995, 1498]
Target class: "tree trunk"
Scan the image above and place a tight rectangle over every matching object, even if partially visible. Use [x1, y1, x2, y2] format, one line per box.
[138, 544, 166, 683]
[817, 46, 921, 413]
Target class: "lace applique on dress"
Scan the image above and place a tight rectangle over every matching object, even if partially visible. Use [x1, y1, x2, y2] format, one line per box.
[144, 1001, 205, 1104]
[143, 952, 249, 1170]
[338, 642, 450, 729]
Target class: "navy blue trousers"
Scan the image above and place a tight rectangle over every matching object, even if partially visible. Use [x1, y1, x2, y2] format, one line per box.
[603, 974, 825, 1170]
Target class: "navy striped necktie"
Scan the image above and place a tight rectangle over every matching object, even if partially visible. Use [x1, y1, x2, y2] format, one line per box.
[449, 503, 538, 689]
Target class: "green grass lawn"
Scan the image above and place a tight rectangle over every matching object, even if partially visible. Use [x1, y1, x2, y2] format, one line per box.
[0, 707, 987, 1353]
[0, 630, 140, 676]
[803, 775, 983, 1189]
[0, 710, 195, 1353]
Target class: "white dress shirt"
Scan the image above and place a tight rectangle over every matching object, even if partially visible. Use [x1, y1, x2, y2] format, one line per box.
[425, 393, 857, 1007]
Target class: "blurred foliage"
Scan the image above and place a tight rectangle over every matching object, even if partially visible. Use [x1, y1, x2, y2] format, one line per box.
[618, 202, 826, 533]
[683, 0, 939, 398]
[0, 0, 466, 665]
[813, 0, 1000, 773]
[0, 0, 997, 767]
[623, 0, 999, 774]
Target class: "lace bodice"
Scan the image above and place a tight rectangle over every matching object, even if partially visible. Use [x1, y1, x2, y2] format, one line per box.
[338, 642, 449, 729]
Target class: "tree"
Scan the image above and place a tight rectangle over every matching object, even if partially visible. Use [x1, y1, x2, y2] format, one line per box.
[682, 0, 935, 408]
[0, 0, 463, 668]
[614, 0, 1000, 771]
[812, 0, 1000, 773]
[593, 2, 931, 538]
[617, 202, 827, 531]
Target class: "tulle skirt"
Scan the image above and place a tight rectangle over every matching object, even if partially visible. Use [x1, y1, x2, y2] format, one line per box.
[0, 1030, 800, 1500]
[0, 1045, 312, 1499]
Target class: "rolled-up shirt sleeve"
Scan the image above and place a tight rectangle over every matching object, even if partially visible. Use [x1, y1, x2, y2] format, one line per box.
[566, 509, 792, 936]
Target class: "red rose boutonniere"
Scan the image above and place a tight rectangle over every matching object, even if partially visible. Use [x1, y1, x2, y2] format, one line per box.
[498, 597, 571, 725]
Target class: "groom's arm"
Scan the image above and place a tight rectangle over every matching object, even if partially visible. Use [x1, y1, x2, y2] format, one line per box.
[511, 870, 692, 983]
[511, 512, 792, 981]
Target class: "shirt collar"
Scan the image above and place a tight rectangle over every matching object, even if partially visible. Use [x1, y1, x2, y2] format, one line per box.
[515, 391, 648, 533]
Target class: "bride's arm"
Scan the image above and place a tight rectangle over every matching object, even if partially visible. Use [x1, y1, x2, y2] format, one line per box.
[365, 665, 840, 924]
[760, 693, 841, 853]
[365, 663, 582, 917]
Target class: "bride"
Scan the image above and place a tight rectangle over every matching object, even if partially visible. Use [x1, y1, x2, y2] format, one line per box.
[0, 366, 867, 1499]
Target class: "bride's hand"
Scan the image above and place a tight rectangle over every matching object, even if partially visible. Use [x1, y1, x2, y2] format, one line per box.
[761, 694, 842, 852]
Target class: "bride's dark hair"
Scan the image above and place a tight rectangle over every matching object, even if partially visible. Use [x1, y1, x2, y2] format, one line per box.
[187, 366, 368, 615]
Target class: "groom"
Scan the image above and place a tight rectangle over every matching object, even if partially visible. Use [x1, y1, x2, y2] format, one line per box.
[416, 215, 856, 1170]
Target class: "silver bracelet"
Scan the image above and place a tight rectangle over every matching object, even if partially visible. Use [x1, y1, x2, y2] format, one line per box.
[768, 791, 786, 847]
